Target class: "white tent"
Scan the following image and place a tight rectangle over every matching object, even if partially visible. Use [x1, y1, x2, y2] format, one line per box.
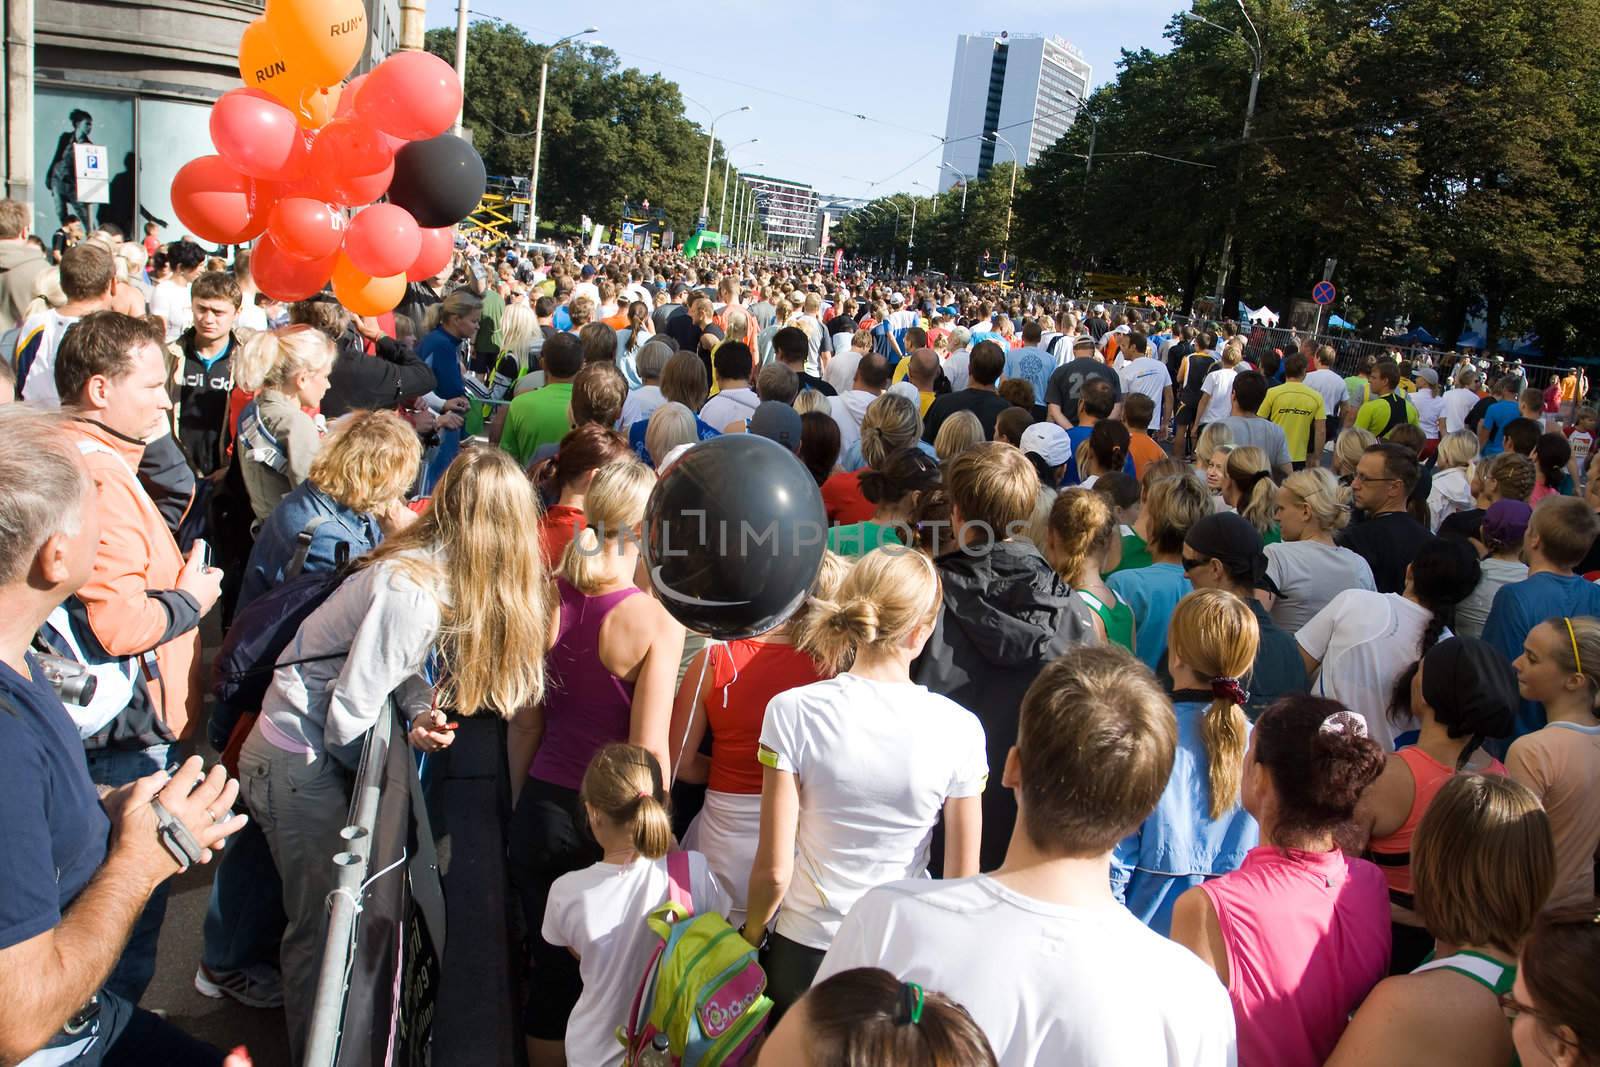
[1246, 305, 1279, 327]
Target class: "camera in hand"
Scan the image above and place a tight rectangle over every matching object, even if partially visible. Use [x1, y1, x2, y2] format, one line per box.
[35, 652, 98, 706]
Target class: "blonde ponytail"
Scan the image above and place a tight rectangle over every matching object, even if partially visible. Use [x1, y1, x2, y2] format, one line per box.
[233, 324, 335, 394]
[560, 459, 654, 594]
[1226, 446, 1276, 537]
[580, 743, 674, 860]
[799, 548, 939, 673]
[1169, 590, 1259, 818]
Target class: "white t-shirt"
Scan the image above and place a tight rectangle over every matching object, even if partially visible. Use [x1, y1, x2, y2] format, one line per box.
[1304, 368, 1347, 423]
[571, 281, 601, 309]
[543, 852, 730, 1067]
[1296, 590, 1440, 750]
[1119, 356, 1173, 424]
[1263, 540, 1376, 634]
[943, 347, 971, 391]
[826, 348, 864, 395]
[888, 308, 918, 332]
[149, 279, 192, 343]
[16, 309, 82, 407]
[758, 673, 988, 949]
[1412, 388, 1445, 440]
[699, 386, 760, 432]
[1198, 367, 1238, 424]
[817, 876, 1237, 1067]
[1441, 387, 1481, 434]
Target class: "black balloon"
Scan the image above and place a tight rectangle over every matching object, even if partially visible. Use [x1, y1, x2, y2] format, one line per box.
[644, 434, 827, 640]
[385, 134, 487, 228]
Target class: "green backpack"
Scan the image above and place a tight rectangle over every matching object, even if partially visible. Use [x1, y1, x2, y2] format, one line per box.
[618, 852, 772, 1065]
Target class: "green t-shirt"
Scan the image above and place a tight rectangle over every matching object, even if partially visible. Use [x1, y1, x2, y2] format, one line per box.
[1355, 393, 1418, 438]
[1260, 381, 1325, 462]
[499, 382, 574, 466]
[826, 520, 904, 558]
[1110, 530, 1152, 575]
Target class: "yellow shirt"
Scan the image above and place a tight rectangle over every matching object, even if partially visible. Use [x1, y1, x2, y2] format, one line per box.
[1259, 381, 1325, 462]
[919, 391, 935, 418]
[892, 358, 912, 384]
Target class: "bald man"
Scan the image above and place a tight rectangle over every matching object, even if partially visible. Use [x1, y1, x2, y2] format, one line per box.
[906, 348, 941, 417]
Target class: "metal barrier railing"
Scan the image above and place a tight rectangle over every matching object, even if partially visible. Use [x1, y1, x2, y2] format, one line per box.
[304, 702, 394, 1067]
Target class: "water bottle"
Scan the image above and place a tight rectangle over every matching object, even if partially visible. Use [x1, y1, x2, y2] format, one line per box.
[638, 1033, 672, 1067]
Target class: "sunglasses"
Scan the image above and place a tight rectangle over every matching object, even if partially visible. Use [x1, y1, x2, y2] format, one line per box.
[1181, 555, 1212, 572]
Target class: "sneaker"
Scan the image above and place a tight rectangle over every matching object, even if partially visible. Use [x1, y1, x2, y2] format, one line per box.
[194, 963, 285, 1009]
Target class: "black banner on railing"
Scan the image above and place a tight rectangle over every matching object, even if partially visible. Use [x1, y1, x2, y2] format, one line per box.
[336, 718, 446, 1067]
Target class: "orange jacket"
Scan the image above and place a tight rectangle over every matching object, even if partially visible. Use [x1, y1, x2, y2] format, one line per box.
[63, 418, 202, 740]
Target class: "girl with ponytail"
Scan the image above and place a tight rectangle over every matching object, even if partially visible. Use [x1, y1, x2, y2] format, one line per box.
[1298, 537, 1480, 750]
[743, 548, 988, 1020]
[509, 458, 687, 1062]
[1355, 636, 1518, 972]
[1509, 615, 1600, 909]
[1078, 419, 1131, 488]
[541, 743, 731, 1067]
[233, 324, 336, 522]
[1111, 589, 1260, 936]
[1222, 446, 1278, 540]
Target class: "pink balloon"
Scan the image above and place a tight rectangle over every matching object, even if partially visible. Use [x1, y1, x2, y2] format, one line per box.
[251, 233, 338, 302]
[267, 197, 347, 261]
[406, 226, 455, 282]
[209, 88, 310, 182]
[308, 117, 394, 184]
[320, 157, 395, 208]
[344, 204, 422, 278]
[356, 51, 462, 141]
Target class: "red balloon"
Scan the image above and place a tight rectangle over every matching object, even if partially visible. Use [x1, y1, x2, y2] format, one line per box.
[171, 155, 276, 245]
[308, 117, 393, 184]
[252, 233, 338, 302]
[320, 157, 395, 208]
[334, 74, 367, 118]
[356, 51, 462, 141]
[267, 197, 347, 261]
[406, 226, 455, 282]
[344, 204, 422, 279]
[209, 88, 310, 182]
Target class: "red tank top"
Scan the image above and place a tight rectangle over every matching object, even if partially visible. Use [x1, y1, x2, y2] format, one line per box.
[1368, 746, 1505, 904]
[703, 639, 826, 794]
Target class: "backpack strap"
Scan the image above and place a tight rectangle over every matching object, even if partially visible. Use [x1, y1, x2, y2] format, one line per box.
[285, 515, 334, 581]
[667, 851, 693, 915]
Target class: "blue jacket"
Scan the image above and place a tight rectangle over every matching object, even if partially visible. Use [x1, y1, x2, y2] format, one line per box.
[238, 482, 382, 614]
[418, 326, 467, 493]
[1111, 695, 1260, 935]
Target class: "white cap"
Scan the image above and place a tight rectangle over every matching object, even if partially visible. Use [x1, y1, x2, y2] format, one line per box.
[889, 291, 905, 305]
[1019, 422, 1073, 467]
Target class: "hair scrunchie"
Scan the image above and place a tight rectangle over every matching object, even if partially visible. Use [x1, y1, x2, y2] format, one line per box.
[1211, 675, 1250, 706]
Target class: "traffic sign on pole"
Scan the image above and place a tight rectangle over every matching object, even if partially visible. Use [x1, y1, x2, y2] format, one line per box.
[1312, 280, 1337, 306]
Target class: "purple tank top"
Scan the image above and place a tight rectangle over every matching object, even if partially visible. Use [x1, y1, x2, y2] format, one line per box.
[528, 578, 643, 790]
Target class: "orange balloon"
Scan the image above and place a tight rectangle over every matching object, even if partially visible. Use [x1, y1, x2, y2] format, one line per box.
[267, 0, 367, 88]
[330, 253, 404, 317]
[238, 17, 307, 109]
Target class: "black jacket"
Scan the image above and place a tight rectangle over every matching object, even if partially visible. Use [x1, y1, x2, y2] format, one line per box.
[323, 328, 438, 419]
[911, 539, 1099, 871]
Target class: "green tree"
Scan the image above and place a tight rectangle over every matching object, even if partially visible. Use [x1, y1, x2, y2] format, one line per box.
[425, 22, 736, 238]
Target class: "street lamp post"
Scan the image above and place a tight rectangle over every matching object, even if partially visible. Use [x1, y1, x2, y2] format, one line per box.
[453, 0, 470, 137]
[940, 163, 970, 215]
[528, 27, 598, 240]
[986, 132, 1020, 267]
[1184, 4, 1262, 309]
[718, 138, 758, 237]
[697, 105, 750, 229]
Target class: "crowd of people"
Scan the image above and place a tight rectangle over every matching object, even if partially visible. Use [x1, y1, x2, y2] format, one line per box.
[1, 199, 1598, 1067]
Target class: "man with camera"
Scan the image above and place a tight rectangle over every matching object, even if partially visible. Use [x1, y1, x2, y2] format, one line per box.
[0, 404, 244, 1065]
[53, 311, 225, 1002]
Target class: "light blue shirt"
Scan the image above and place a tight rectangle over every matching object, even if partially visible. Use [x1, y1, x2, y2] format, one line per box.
[1003, 345, 1055, 406]
[1483, 572, 1600, 743]
[1111, 698, 1260, 935]
[1107, 563, 1192, 670]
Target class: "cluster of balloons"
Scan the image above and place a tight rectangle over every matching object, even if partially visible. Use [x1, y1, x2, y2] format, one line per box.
[170, 0, 487, 316]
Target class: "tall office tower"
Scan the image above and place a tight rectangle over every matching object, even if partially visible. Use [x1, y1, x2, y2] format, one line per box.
[938, 32, 1092, 193]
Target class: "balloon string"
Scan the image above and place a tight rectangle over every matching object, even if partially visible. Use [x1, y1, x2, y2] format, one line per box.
[673, 639, 718, 787]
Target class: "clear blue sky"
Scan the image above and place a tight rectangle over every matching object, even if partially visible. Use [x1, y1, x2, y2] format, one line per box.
[427, 0, 1178, 200]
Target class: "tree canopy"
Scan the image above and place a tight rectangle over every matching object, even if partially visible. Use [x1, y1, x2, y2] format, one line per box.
[1008, 0, 1600, 355]
[425, 22, 745, 240]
